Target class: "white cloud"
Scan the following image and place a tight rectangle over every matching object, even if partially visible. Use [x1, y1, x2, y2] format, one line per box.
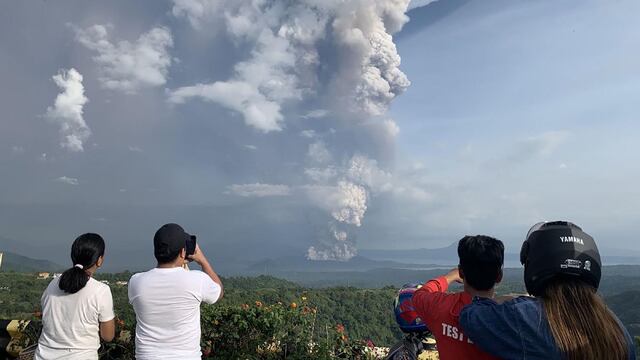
[55, 176, 79, 185]
[168, 81, 284, 132]
[307, 141, 332, 164]
[73, 24, 173, 94]
[300, 130, 317, 138]
[45, 68, 90, 152]
[172, 0, 222, 29]
[128, 146, 143, 152]
[244, 145, 257, 150]
[11, 146, 25, 154]
[408, 0, 439, 10]
[304, 167, 338, 184]
[301, 109, 328, 119]
[227, 183, 292, 197]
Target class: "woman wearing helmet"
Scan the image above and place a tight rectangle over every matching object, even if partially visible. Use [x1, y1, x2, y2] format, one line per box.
[459, 221, 635, 360]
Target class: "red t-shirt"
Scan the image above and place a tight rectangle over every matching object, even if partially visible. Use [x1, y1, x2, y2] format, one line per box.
[412, 276, 499, 360]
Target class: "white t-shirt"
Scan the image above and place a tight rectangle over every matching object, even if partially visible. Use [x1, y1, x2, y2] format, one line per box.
[128, 267, 221, 360]
[35, 277, 115, 360]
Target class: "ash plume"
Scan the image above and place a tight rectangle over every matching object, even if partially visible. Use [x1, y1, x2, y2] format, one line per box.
[169, 0, 411, 133]
[169, 0, 413, 260]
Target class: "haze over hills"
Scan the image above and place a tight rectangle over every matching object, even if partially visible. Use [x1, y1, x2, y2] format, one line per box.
[361, 242, 640, 266]
[0, 251, 64, 273]
[3, 228, 640, 276]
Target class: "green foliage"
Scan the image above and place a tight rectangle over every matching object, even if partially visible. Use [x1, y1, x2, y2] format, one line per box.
[199, 301, 374, 359]
[605, 290, 640, 338]
[3, 272, 640, 359]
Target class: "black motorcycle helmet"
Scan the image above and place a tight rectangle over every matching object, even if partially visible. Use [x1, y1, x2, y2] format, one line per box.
[520, 221, 601, 296]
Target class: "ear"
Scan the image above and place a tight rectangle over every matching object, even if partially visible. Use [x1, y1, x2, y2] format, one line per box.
[458, 265, 465, 280]
[96, 256, 104, 268]
[496, 269, 503, 284]
[180, 248, 186, 260]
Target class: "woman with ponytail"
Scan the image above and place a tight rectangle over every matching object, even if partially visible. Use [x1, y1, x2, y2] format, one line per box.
[459, 221, 635, 360]
[35, 233, 115, 360]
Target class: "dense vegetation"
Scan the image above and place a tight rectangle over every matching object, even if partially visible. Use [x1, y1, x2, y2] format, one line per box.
[1, 271, 639, 358]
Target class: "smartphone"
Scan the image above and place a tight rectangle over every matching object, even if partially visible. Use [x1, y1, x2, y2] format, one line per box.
[186, 235, 197, 258]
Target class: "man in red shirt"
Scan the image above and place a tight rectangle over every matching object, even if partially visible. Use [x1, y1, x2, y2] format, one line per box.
[412, 235, 504, 360]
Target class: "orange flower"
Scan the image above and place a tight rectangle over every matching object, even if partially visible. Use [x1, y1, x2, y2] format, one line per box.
[255, 301, 263, 308]
[290, 302, 298, 309]
[336, 324, 345, 333]
[241, 304, 250, 310]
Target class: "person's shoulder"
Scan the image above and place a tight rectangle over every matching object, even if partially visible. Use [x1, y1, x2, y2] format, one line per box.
[43, 276, 61, 294]
[504, 296, 540, 308]
[186, 269, 212, 281]
[88, 277, 111, 292]
[129, 269, 154, 282]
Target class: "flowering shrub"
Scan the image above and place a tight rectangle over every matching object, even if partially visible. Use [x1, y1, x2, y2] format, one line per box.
[200, 298, 376, 359]
[15, 298, 380, 359]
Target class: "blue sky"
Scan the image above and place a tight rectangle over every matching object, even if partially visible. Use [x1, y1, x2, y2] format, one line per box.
[1, 0, 639, 268]
[382, 0, 640, 248]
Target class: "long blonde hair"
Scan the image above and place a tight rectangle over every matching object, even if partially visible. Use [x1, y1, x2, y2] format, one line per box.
[541, 277, 629, 360]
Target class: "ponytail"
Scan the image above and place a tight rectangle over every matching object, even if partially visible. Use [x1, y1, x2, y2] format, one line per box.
[58, 266, 90, 294]
[58, 233, 105, 294]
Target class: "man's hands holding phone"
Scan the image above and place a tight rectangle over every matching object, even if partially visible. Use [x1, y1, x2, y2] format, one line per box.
[187, 244, 207, 265]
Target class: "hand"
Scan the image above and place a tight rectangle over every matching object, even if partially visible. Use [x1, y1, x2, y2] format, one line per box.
[444, 268, 463, 284]
[188, 244, 207, 265]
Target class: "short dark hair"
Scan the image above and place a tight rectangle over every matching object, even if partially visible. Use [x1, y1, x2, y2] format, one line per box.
[458, 235, 504, 291]
[154, 248, 182, 265]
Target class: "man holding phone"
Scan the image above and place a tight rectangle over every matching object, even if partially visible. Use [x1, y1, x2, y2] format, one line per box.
[128, 223, 223, 360]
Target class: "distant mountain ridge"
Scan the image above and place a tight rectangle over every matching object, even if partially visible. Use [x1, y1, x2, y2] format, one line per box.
[246, 255, 445, 273]
[0, 251, 64, 272]
[360, 242, 640, 265]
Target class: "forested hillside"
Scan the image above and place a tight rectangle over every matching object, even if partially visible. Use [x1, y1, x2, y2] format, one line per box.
[1, 271, 639, 351]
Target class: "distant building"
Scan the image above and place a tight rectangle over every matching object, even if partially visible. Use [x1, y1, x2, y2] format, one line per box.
[115, 281, 128, 286]
[100, 280, 110, 285]
[52, 273, 62, 279]
[0, 252, 3, 270]
[37, 272, 50, 280]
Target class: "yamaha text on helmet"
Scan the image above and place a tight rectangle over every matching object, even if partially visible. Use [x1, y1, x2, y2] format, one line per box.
[520, 221, 601, 296]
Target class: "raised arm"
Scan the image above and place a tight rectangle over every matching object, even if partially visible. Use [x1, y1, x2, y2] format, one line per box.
[412, 268, 462, 316]
[189, 244, 224, 301]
